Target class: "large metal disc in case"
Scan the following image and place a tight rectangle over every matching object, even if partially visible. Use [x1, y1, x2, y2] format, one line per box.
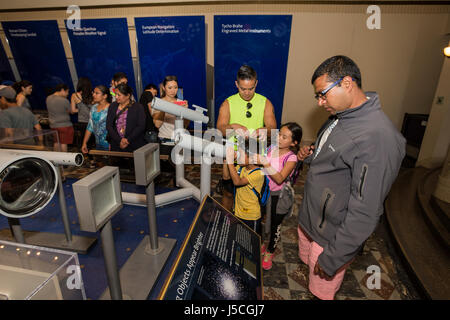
[0, 152, 58, 219]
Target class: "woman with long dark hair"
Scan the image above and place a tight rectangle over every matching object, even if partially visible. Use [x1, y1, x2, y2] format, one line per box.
[71, 77, 94, 148]
[81, 85, 112, 153]
[12, 80, 33, 110]
[153, 75, 189, 144]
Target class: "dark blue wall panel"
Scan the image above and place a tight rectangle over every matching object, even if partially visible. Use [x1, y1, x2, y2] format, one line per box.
[214, 15, 292, 127]
[66, 18, 136, 93]
[2, 20, 73, 109]
[135, 16, 206, 111]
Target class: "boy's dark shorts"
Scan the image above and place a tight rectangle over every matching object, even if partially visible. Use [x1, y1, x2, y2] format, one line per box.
[222, 178, 234, 194]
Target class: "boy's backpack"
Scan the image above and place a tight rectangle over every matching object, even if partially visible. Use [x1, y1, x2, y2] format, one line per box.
[236, 166, 271, 207]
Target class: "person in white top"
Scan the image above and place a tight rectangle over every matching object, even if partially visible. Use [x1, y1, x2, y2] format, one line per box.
[153, 75, 190, 178]
[153, 75, 189, 144]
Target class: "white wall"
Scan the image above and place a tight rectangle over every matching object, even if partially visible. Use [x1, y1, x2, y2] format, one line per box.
[0, 2, 448, 142]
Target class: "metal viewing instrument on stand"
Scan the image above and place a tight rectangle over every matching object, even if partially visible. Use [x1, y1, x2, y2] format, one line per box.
[99, 143, 177, 300]
[72, 166, 125, 300]
[0, 149, 96, 254]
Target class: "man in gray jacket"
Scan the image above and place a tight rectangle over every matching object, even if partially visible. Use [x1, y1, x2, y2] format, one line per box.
[297, 55, 405, 300]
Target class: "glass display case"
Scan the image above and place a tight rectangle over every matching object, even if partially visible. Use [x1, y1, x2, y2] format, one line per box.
[0, 128, 59, 151]
[0, 240, 86, 300]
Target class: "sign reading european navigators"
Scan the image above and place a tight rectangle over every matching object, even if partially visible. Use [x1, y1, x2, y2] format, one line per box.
[134, 16, 206, 113]
[66, 18, 137, 93]
[214, 15, 292, 127]
[159, 196, 262, 300]
[2, 20, 74, 109]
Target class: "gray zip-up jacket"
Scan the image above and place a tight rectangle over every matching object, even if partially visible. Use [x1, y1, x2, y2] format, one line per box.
[299, 91, 405, 276]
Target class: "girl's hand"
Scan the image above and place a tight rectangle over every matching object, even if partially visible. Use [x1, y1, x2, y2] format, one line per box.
[252, 154, 269, 166]
[81, 144, 88, 154]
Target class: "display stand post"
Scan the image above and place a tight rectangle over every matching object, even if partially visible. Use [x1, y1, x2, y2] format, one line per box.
[100, 220, 123, 300]
[146, 181, 160, 253]
[200, 153, 211, 200]
[100, 144, 176, 300]
[7, 218, 25, 244]
[57, 165, 72, 244]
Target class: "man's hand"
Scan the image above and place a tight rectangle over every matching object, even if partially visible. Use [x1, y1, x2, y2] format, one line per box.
[313, 261, 333, 281]
[250, 128, 268, 141]
[229, 124, 249, 139]
[297, 145, 314, 161]
[225, 146, 236, 165]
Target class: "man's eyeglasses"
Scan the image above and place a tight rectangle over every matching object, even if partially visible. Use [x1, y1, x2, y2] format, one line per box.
[314, 77, 343, 101]
[246, 102, 252, 118]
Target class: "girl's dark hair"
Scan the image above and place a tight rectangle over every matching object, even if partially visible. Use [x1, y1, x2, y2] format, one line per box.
[139, 90, 154, 107]
[113, 72, 127, 83]
[12, 80, 32, 94]
[144, 83, 158, 91]
[76, 77, 93, 105]
[160, 75, 178, 98]
[280, 122, 303, 184]
[281, 122, 303, 154]
[115, 82, 133, 99]
[95, 85, 112, 103]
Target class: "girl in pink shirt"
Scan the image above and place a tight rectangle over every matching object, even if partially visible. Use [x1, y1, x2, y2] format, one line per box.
[256, 122, 303, 270]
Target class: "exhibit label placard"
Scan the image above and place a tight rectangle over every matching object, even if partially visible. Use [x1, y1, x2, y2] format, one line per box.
[159, 196, 262, 300]
[66, 18, 137, 93]
[214, 15, 292, 127]
[2, 20, 74, 110]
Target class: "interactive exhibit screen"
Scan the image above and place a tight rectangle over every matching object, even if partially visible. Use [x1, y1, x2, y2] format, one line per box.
[159, 196, 262, 300]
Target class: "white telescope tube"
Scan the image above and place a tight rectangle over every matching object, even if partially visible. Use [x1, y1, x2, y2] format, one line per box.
[122, 187, 196, 207]
[175, 132, 227, 159]
[0, 149, 84, 166]
[152, 97, 209, 123]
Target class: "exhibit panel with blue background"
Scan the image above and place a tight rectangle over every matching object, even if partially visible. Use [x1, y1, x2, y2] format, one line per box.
[135, 16, 207, 119]
[66, 18, 136, 93]
[2, 20, 74, 110]
[0, 40, 15, 83]
[214, 15, 292, 127]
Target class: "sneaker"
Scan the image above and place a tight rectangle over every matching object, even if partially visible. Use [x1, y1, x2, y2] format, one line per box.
[262, 252, 273, 270]
[260, 243, 266, 255]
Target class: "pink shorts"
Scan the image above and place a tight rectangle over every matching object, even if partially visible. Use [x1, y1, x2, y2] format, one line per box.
[297, 225, 349, 300]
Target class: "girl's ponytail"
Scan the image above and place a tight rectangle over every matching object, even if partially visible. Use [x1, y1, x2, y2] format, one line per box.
[280, 122, 303, 184]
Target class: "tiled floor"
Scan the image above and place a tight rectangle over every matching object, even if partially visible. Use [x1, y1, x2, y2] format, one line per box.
[66, 159, 422, 300]
[184, 163, 422, 300]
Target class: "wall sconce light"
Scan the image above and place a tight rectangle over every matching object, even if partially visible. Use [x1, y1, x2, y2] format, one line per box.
[444, 39, 450, 57]
[444, 45, 450, 57]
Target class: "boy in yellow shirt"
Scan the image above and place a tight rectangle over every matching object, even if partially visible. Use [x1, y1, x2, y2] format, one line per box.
[226, 143, 265, 237]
